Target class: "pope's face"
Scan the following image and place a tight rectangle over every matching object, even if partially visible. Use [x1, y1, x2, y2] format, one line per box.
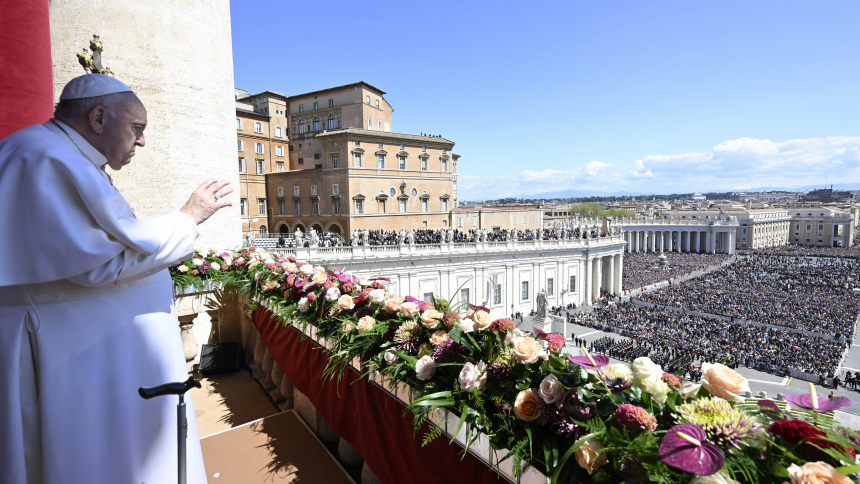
[104, 97, 147, 171]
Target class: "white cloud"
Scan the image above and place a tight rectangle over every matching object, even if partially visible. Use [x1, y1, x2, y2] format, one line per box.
[460, 136, 860, 200]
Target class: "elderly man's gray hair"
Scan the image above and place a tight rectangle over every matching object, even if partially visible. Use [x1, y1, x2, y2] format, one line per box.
[54, 92, 137, 123]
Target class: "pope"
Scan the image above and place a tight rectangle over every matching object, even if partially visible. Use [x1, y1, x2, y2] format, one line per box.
[0, 74, 230, 483]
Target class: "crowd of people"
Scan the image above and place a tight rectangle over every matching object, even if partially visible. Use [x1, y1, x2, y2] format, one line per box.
[574, 302, 848, 379]
[738, 238, 860, 260]
[347, 226, 611, 246]
[636, 255, 860, 338]
[621, 252, 733, 290]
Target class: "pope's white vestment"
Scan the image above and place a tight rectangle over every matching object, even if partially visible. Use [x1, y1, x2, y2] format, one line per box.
[0, 121, 208, 484]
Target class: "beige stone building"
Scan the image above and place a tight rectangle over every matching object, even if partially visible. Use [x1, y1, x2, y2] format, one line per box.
[453, 206, 543, 233]
[235, 89, 288, 235]
[787, 207, 855, 247]
[267, 129, 456, 237]
[733, 209, 792, 249]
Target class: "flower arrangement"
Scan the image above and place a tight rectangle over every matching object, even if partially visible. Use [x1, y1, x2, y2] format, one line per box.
[172, 247, 860, 483]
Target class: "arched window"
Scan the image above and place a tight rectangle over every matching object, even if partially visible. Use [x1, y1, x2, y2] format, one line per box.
[259, 225, 268, 236]
[298, 120, 305, 134]
[313, 117, 320, 131]
[328, 115, 335, 129]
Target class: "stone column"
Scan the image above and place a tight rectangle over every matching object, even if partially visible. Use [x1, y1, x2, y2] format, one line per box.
[613, 253, 623, 294]
[674, 231, 681, 252]
[584, 258, 592, 304]
[606, 255, 615, 295]
[667, 231, 673, 252]
[728, 232, 735, 254]
[591, 258, 601, 300]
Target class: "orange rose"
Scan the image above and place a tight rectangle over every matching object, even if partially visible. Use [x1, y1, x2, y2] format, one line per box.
[429, 330, 450, 346]
[337, 294, 355, 310]
[513, 389, 541, 421]
[399, 302, 419, 317]
[420, 309, 441, 329]
[472, 310, 491, 330]
[511, 336, 541, 363]
[311, 272, 327, 285]
[575, 440, 607, 475]
[356, 316, 376, 334]
[384, 298, 403, 314]
[701, 362, 750, 402]
[788, 462, 852, 484]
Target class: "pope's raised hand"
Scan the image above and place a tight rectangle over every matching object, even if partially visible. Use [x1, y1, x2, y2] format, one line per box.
[180, 179, 234, 225]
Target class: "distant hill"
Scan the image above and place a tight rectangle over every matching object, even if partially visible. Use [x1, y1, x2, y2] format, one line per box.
[515, 183, 860, 201]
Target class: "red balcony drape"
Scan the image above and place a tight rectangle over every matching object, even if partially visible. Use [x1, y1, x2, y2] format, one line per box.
[0, 0, 53, 140]
[253, 307, 506, 484]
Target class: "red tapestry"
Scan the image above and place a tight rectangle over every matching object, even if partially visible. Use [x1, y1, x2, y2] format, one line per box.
[0, 0, 54, 140]
[253, 307, 507, 484]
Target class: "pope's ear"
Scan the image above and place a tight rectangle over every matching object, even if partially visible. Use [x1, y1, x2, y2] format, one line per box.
[87, 105, 107, 134]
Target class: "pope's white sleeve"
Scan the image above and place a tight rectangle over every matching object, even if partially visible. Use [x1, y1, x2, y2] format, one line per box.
[68, 212, 199, 287]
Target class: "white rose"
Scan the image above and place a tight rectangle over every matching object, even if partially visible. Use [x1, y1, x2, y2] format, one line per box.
[177, 265, 188, 273]
[357, 316, 375, 333]
[210, 262, 221, 271]
[326, 287, 341, 301]
[299, 264, 314, 276]
[359, 277, 371, 287]
[297, 297, 310, 313]
[192, 258, 203, 267]
[384, 350, 398, 364]
[284, 262, 297, 273]
[368, 289, 386, 304]
[415, 355, 437, 381]
[539, 373, 566, 405]
[314, 265, 326, 273]
[458, 361, 487, 392]
[633, 357, 670, 403]
[458, 318, 475, 333]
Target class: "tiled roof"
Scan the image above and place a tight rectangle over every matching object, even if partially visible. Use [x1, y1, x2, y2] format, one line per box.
[315, 128, 454, 144]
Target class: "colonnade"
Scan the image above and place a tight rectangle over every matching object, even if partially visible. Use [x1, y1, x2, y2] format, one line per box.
[584, 252, 623, 302]
[622, 229, 735, 255]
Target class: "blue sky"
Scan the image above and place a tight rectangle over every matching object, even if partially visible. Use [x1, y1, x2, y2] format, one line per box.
[231, 0, 860, 200]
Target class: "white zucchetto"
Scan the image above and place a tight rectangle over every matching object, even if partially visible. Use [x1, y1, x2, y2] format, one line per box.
[59, 73, 133, 101]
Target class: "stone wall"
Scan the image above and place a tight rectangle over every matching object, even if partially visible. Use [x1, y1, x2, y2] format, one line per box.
[49, 0, 241, 248]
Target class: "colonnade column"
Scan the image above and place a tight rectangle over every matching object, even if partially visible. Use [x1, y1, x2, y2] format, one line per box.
[692, 231, 699, 252]
[584, 258, 592, 304]
[614, 253, 623, 294]
[667, 231, 673, 252]
[727, 232, 735, 255]
[605, 255, 614, 295]
[591, 258, 601, 301]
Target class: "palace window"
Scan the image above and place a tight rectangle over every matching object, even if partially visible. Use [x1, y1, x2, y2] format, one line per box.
[441, 199, 448, 211]
[377, 155, 385, 169]
[460, 288, 470, 305]
[332, 200, 340, 214]
[493, 274, 501, 305]
[366, 96, 370, 105]
[298, 157, 304, 165]
[399, 199, 407, 213]
[276, 161, 283, 172]
[354, 153, 363, 167]
[237, 140, 244, 151]
[254, 122, 262, 133]
[399, 156, 406, 169]
[547, 278, 554, 297]
[328, 99, 334, 108]
[367, 118, 372, 129]
[311, 185, 317, 195]
[240, 198, 247, 216]
[255, 143, 263, 154]
[294, 186, 300, 196]
[257, 198, 266, 215]
[441, 160, 447, 171]
[298, 104, 303, 113]
[311, 200, 319, 215]
[376, 99, 380, 109]
[328, 115, 335, 129]
[569, 274, 576, 291]
[275, 146, 283, 156]
[331, 154, 339, 168]
[293, 200, 301, 216]
[238, 157, 246, 173]
[354, 199, 364, 214]
[458, 218, 463, 228]
[277, 199, 284, 215]
[313, 102, 318, 110]
[472, 217, 478, 226]
[521, 281, 529, 300]
[313, 117, 320, 131]
[278, 187, 284, 197]
[420, 159, 428, 170]
[421, 199, 428, 213]
[332, 184, 339, 194]
[298, 120, 305, 133]
[256, 159, 264, 174]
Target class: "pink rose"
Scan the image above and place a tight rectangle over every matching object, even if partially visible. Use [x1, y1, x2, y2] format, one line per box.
[307, 292, 317, 303]
[419, 301, 434, 312]
[368, 289, 386, 304]
[458, 318, 475, 333]
[539, 373, 566, 405]
[458, 361, 487, 392]
[415, 355, 436, 380]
